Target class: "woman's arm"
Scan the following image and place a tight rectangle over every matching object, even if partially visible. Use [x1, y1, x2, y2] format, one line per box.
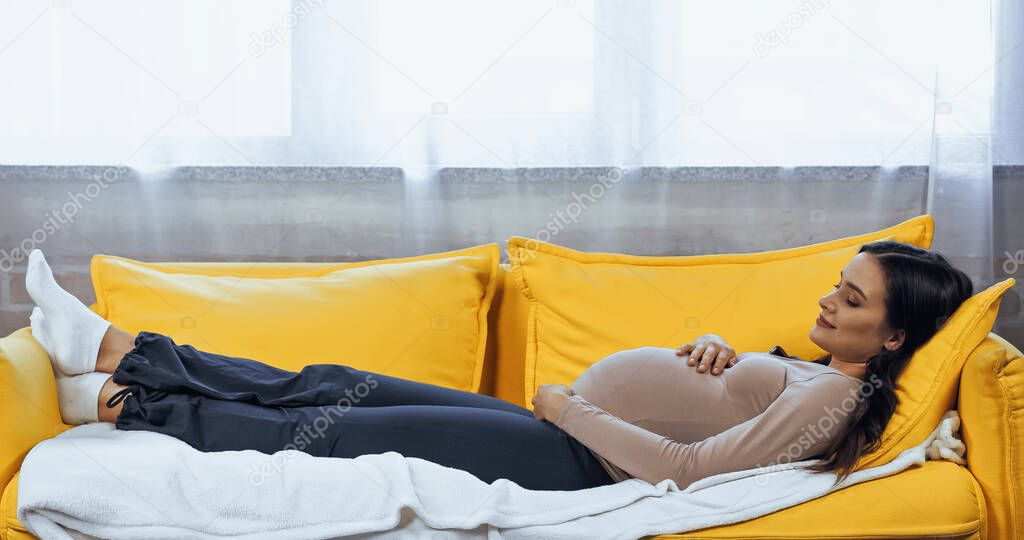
[549, 376, 854, 489]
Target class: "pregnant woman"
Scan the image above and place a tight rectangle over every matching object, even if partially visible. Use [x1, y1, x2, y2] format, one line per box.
[24, 240, 971, 491]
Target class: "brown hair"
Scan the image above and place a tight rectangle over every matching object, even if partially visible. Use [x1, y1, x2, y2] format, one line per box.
[796, 240, 973, 486]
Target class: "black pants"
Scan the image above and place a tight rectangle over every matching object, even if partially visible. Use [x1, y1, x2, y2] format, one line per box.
[110, 331, 615, 491]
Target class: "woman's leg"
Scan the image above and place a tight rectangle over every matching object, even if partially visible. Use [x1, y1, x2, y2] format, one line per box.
[114, 387, 615, 491]
[96, 325, 135, 373]
[102, 331, 531, 415]
[25, 246, 524, 417]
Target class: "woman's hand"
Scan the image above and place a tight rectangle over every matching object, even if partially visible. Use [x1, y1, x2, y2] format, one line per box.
[532, 384, 575, 423]
[675, 334, 737, 376]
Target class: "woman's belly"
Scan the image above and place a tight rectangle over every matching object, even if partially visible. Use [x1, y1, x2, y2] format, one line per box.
[569, 346, 787, 442]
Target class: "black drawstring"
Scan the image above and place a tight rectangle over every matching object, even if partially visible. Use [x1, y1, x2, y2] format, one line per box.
[105, 387, 134, 409]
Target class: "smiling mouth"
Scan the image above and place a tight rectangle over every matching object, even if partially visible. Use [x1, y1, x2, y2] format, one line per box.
[816, 315, 836, 329]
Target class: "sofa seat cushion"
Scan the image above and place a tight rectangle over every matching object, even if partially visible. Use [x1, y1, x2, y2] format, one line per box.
[3, 461, 983, 539]
[651, 461, 984, 538]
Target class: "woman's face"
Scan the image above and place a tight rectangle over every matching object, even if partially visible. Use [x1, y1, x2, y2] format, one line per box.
[809, 252, 905, 363]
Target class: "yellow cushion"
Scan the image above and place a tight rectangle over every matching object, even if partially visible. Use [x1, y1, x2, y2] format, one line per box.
[853, 277, 1016, 470]
[509, 214, 934, 406]
[90, 244, 500, 392]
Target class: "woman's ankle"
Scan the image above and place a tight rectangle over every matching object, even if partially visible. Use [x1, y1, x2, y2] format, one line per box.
[96, 326, 136, 373]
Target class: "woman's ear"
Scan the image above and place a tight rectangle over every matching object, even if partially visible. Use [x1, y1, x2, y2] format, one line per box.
[883, 328, 906, 352]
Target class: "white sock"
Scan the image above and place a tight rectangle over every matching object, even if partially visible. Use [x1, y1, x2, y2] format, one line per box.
[26, 249, 111, 375]
[54, 371, 110, 424]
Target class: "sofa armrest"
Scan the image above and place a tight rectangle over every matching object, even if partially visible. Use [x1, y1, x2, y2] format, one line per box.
[958, 332, 1024, 540]
[0, 327, 67, 487]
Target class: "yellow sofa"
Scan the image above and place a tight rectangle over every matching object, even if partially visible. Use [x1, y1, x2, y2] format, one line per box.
[1, 256, 1022, 539]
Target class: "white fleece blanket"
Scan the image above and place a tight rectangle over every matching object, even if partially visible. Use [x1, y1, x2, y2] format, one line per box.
[18, 410, 966, 540]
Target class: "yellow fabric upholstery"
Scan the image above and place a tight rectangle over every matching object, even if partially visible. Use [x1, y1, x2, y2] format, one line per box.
[853, 278, 1015, 470]
[1, 218, 1019, 539]
[0, 329, 69, 494]
[482, 266, 530, 406]
[654, 461, 984, 539]
[958, 333, 1024, 540]
[508, 214, 934, 406]
[89, 244, 500, 392]
[0, 329, 72, 540]
[1, 474, 33, 540]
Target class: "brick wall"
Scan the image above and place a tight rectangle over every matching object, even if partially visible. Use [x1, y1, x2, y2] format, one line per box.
[2, 165, 1021, 349]
[0, 261, 95, 335]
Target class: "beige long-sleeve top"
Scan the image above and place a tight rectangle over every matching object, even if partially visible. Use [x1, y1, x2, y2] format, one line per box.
[552, 345, 865, 489]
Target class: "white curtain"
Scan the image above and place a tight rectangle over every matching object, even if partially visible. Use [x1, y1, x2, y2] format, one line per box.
[928, 0, 995, 294]
[1, 0, 1016, 327]
[1, 0, 978, 170]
